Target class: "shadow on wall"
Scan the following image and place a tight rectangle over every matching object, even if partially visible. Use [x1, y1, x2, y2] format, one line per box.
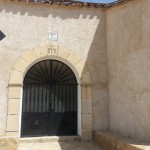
[57, 7, 109, 146]
[0, 1, 102, 19]
[57, 14, 109, 149]
[83, 12, 109, 131]
[0, 31, 6, 41]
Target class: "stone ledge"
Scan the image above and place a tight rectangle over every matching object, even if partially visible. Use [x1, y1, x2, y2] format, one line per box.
[0, 137, 18, 150]
[93, 131, 150, 150]
[19, 136, 81, 143]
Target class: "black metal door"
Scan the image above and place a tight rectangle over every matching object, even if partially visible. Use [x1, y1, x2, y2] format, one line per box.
[21, 60, 78, 137]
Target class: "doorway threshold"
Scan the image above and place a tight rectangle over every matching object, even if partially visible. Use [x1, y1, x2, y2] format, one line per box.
[19, 136, 81, 143]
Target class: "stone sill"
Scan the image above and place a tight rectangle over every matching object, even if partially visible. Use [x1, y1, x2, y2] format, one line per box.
[19, 136, 81, 143]
[93, 131, 150, 150]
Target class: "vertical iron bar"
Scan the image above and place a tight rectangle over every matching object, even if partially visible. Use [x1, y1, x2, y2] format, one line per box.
[26, 84, 29, 112]
[30, 84, 32, 112]
[69, 85, 71, 112]
[49, 84, 52, 135]
[22, 85, 27, 113]
[65, 85, 67, 112]
[75, 85, 77, 112]
[37, 85, 40, 112]
[46, 84, 48, 112]
[54, 85, 56, 112]
[41, 84, 44, 112]
[51, 84, 53, 112]
[58, 85, 59, 112]
[55, 85, 57, 112]
[49, 84, 51, 112]
[66, 85, 68, 112]
[33, 84, 36, 112]
[73, 85, 75, 112]
[70, 85, 73, 112]
[43, 84, 45, 112]
[39, 84, 41, 112]
[61, 85, 63, 112]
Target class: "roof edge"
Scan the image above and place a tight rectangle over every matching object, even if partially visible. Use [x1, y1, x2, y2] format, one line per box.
[5, 0, 131, 9]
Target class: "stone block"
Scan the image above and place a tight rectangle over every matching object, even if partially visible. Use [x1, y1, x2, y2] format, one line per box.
[67, 51, 81, 65]
[34, 45, 47, 58]
[8, 99, 20, 115]
[75, 59, 86, 77]
[81, 129, 92, 141]
[81, 114, 92, 129]
[22, 49, 37, 64]
[81, 72, 91, 85]
[8, 87, 22, 99]
[9, 70, 23, 85]
[58, 47, 71, 59]
[81, 86, 92, 99]
[12, 57, 28, 73]
[81, 99, 92, 114]
[6, 132, 19, 137]
[6, 115, 19, 132]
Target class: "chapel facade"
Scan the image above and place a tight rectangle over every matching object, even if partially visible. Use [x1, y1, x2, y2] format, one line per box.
[0, 0, 150, 143]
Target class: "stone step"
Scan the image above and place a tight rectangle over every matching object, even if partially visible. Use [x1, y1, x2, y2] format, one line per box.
[19, 136, 81, 143]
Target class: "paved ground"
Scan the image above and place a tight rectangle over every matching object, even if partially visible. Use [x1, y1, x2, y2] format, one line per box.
[17, 141, 101, 150]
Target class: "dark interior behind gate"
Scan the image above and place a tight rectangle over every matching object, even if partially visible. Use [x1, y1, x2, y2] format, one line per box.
[21, 60, 78, 137]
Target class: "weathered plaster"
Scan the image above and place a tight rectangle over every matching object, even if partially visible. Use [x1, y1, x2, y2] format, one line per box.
[106, 0, 150, 141]
[0, 0, 108, 139]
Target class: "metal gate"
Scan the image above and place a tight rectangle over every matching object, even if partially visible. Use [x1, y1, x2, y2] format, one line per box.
[21, 60, 78, 137]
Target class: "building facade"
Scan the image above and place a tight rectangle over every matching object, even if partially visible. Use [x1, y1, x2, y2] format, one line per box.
[0, 0, 150, 142]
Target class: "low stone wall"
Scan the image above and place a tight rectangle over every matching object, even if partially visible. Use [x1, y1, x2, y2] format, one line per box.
[0, 137, 18, 150]
[93, 131, 150, 150]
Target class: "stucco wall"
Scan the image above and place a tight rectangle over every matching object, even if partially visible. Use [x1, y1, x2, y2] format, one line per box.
[106, 0, 150, 141]
[0, 1, 108, 136]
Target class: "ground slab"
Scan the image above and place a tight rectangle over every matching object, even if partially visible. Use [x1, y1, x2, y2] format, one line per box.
[0, 136, 101, 150]
[17, 141, 101, 150]
[94, 131, 150, 150]
[0, 137, 18, 150]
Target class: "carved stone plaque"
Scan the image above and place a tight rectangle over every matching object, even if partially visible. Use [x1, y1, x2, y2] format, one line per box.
[47, 43, 59, 55]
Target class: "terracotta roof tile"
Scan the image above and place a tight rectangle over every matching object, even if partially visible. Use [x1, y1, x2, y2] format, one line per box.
[9, 0, 130, 9]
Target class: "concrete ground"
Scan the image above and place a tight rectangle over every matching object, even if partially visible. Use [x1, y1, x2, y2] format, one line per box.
[17, 141, 101, 150]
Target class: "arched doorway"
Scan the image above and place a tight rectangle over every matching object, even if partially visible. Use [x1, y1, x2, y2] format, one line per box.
[21, 59, 78, 137]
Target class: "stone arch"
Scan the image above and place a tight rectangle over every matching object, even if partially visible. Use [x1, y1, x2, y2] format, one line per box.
[6, 43, 92, 140]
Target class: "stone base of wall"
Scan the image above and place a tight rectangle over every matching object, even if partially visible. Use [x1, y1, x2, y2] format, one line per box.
[0, 137, 18, 150]
[93, 131, 150, 150]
